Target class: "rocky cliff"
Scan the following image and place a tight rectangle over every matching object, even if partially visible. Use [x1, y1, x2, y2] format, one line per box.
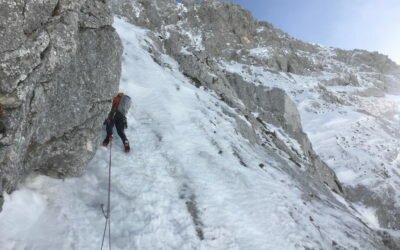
[0, 0, 122, 209]
[110, 0, 400, 247]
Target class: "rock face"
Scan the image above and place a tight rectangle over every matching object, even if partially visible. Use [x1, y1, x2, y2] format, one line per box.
[0, 0, 122, 208]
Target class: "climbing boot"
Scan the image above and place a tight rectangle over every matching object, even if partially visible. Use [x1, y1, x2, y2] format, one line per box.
[102, 135, 113, 147]
[124, 140, 130, 152]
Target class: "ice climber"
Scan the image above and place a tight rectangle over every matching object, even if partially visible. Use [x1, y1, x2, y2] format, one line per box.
[102, 92, 132, 152]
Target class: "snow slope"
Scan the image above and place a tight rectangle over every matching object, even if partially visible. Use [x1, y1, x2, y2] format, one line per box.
[221, 59, 400, 217]
[0, 18, 389, 250]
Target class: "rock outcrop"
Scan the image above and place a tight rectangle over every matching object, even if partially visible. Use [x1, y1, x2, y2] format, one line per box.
[0, 0, 122, 209]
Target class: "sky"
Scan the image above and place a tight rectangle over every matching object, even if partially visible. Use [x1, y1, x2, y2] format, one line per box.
[229, 0, 400, 64]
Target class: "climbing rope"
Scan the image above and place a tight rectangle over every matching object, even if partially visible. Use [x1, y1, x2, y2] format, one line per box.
[100, 140, 112, 250]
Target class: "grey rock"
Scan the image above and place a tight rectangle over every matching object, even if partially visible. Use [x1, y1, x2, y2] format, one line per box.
[80, 0, 113, 29]
[23, 0, 59, 35]
[110, 0, 178, 29]
[0, 0, 27, 53]
[226, 73, 343, 193]
[346, 184, 400, 230]
[0, 0, 122, 207]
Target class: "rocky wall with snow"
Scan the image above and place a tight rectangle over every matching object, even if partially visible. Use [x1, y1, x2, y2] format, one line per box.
[111, 0, 344, 198]
[0, 0, 122, 209]
[1, 17, 396, 249]
[110, 0, 400, 247]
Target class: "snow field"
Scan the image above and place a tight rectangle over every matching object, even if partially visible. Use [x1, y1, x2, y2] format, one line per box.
[221, 56, 400, 221]
[0, 18, 390, 250]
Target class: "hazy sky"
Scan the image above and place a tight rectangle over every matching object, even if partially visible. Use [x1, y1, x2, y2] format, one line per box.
[230, 0, 400, 64]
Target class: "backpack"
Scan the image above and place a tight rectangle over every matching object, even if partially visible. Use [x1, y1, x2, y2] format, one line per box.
[117, 95, 132, 116]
